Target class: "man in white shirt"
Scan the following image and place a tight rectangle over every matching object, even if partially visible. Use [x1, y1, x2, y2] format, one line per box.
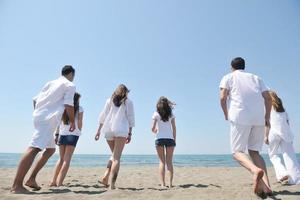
[219, 57, 272, 197]
[11, 65, 76, 194]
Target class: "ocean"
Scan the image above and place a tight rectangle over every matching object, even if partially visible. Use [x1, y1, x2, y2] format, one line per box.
[1, 153, 300, 168]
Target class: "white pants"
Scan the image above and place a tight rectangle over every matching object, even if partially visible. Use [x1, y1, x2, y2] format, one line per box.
[268, 133, 300, 185]
[230, 122, 264, 153]
[29, 118, 58, 150]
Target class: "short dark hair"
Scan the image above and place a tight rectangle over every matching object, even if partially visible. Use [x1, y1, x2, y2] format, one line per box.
[61, 65, 75, 76]
[231, 57, 245, 70]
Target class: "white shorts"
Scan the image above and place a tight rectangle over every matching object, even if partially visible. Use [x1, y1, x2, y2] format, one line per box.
[230, 122, 264, 153]
[104, 132, 128, 141]
[29, 118, 58, 150]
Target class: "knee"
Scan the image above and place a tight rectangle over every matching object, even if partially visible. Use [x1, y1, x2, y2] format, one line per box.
[248, 150, 259, 157]
[44, 148, 55, 157]
[166, 163, 173, 170]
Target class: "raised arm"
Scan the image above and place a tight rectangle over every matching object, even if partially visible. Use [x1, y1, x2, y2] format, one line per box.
[220, 88, 229, 120]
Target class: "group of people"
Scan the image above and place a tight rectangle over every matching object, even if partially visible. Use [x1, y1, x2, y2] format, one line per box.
[10, 65, 177, 193]
[220, 57, 300, 198]
[10, 59, 300, 199]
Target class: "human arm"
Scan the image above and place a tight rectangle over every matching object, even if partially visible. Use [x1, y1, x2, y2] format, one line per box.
[171, 118, 177, 143]
[151, 119, 158, 133]
[264, 125, 270, 145]
[77, 111, 83, 131]
[95, 123, 103, 141]
[126, 127, 133, 144]
[65, 105, 75, 132]
[63, 84, 76, 132]
[262, 91, 272, 128]
[220, 88, 229, 120]
[126, 100, 135, 144]
[54, 125, 60, 145]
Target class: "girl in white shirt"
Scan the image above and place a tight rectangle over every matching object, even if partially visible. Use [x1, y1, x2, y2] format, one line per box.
[50, 93, 84, 187]
[151, 97, 176, 188]
[265, 91, 300, 185]
[95, 84, 135, 190]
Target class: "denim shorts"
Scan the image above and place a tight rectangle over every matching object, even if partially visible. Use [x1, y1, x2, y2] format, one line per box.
[155, 139, 176, 147]
[58, 135, 79, 147]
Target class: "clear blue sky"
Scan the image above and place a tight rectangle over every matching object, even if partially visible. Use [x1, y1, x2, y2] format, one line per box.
[0, 0, 300, 154]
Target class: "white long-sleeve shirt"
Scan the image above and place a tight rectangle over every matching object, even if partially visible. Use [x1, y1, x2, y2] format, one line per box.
[270, 109, 294, 142]
[33, 76, 76, 123]
[99, 98, 135, 135]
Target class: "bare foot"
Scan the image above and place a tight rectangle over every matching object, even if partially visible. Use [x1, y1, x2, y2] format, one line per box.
[25, 179, 41, 191]
[98, 178, 109, 188]
[279, 175, 289, 183]
[49, 182, 57, 187]
[110, 184, 116, 190]
[10, 186, 30, 194]
[260, 180, 273, 196]
[253, 169, 264, 194]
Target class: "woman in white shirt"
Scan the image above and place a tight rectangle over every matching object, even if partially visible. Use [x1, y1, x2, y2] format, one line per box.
[95, 84, 135, 190]
[50, 93, 84, 187]
[265, 91, 300, 185]
[151, 97, 176, 188]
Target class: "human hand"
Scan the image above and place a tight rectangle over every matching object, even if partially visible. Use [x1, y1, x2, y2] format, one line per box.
[126, 134, 132, 144]
[95, 132, 100, 141]
[55, 135, 59, 145]
[264, 136, 269, 145]
[69, 122, 76, 132]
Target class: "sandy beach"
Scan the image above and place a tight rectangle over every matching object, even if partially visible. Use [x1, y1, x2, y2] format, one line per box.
[1, 166, 299, 200]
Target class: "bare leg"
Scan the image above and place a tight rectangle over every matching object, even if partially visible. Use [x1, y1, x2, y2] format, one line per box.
[233, 152, 264, 193]
[110, 137, 127, 190]
[166, 147, 175, 188]
[249, 150, 272, 193]
[99, 140, 114, 187]
[57, 145, 75, 186]
[156, 146, 166, 187]
[25, 148, 55, 190]
[50, 145, 66, 186]
[11, 147, 41, 193]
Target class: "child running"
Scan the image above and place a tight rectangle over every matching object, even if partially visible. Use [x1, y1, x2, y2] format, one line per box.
[50, 93, 83, 187]
[95, 84, 135, 190]
[265, 91, 300, 185]
[151, 97, 176, 188]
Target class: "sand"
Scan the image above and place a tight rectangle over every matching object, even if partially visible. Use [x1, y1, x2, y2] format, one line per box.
[1, 166, 299, 200]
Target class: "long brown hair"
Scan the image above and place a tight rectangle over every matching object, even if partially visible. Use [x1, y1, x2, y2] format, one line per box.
[156, 96, 175, 122]
[269, 91, 285, 113]
[111, 84, 129, 107]
[62, 92, 81, 124]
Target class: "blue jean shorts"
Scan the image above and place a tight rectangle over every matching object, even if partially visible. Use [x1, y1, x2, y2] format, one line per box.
[58, 135, 79, 147]
[155, 139, 176, 147]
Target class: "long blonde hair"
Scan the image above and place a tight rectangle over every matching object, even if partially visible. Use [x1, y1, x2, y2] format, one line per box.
[269, 91, 285, 113]
[111, 84, 130, 107]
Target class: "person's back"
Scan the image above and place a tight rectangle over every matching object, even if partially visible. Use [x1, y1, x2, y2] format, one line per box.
[153, 111, 175, 140]
[270, 109, 293, 142]
[223, 70, 266, 126]
[219, 57, 273, 197]
[33, 76, 75, 122]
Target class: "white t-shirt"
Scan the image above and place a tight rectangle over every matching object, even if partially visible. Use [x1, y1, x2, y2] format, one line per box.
[219, 70, 268, 126]
[33, 76, 76, 123]
[270, 109, 294, 142]
[99, 98, 135, 135]
[59, 106, 84, 136]
[152, 111, 175, 140]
